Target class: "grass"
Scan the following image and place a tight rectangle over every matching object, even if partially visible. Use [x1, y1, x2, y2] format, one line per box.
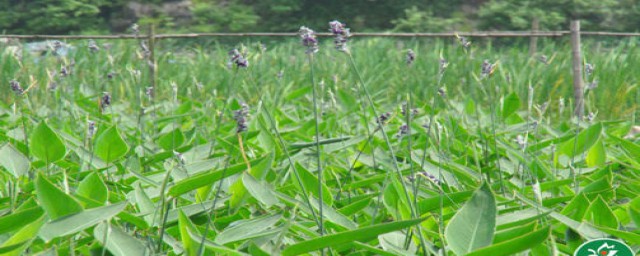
[0, 33, 639, 255]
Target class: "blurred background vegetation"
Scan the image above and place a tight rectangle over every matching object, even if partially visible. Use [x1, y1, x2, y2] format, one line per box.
[1, 0, 639, 35]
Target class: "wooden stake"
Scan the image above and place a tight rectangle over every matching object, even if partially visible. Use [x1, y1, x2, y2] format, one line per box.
[570, 20, 584, 119]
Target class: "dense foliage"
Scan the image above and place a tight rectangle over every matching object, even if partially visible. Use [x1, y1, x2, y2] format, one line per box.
[0, 29, 639, 255]
[1, 0, 639, 34]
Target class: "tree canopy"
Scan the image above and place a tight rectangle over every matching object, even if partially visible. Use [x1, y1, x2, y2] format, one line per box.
[0, 0, 638, 34]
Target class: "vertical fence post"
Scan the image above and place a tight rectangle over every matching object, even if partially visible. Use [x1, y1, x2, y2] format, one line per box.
[570, 20, 584, 119]
[148, 25, 156, 93]
[529, 18, 539, 57]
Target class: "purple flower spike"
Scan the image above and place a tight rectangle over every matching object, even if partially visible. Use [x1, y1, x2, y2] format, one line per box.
[299, 26, 319, 54]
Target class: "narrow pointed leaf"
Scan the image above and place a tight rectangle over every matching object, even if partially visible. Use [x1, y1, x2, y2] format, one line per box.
[282, 217, 427, 256]
[0, 216, 44, 256]
[467, 226, 550, 256]
[215, 214, 281, 245]
[178, 210, 198, 256]
[168, 156, 266, 197]
[157, 128, 185, 151]
[39, 202, 127, 241]
[585, 196, 618, 229]
[0, 207, 44, 234]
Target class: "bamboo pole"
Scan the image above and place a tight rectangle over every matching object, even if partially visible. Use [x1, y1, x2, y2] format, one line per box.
[529, 18, 539, 57]
[570, 20, 584, 119]
[6, 30, 640, 40]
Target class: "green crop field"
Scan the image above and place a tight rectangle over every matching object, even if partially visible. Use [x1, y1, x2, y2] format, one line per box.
[1, 25, 639, 255]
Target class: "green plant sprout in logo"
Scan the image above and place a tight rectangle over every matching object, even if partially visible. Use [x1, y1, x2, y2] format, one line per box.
[574, 238, 634, 256]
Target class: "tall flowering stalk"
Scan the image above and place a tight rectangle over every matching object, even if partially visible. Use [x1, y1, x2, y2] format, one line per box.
[198, 47, 248, 255]
[330, 20, 427, 252]
[233, 102, 252, 171]
[479, 59, 505, 194]
[329, 21, 350, 52]
[9, 80, 31, 161]
[299, 26, 325, 237]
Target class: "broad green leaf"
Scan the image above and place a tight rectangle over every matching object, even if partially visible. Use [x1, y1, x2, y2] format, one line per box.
[0, 207, 44, 234]
[39, 202, 127, 241]
[94, 222, 148, 256]
[0, 143, 30, 177]
[585, 196, 617, 229]
[501, 92, 520, 119]
[178, 210, 198, 256]
[467, 226, 550, 256]
[281, 217, 427, 256]
[556, 123, 602, 164]
[242, 173, 279, 208]
[35, 172, 83, 220]
[76, 172, 108, 206]
[0, 216, 44, 256]
[582, 176, 613, 201]
[157, 128, 185, 151]
[215, 214, 282, 245]
[168, 156, 266, 197]
[30, 121, 66, 164]
[94, 125, 129, 163]
[586, 139, 606, 167]
[445, 182, 496, 255]
[560, 193, 591, 221]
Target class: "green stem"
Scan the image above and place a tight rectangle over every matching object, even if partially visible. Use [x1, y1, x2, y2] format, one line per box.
[307, 54, 324, 237]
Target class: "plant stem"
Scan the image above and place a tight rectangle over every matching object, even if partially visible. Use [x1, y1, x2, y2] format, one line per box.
[307, 53, 324, 237]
